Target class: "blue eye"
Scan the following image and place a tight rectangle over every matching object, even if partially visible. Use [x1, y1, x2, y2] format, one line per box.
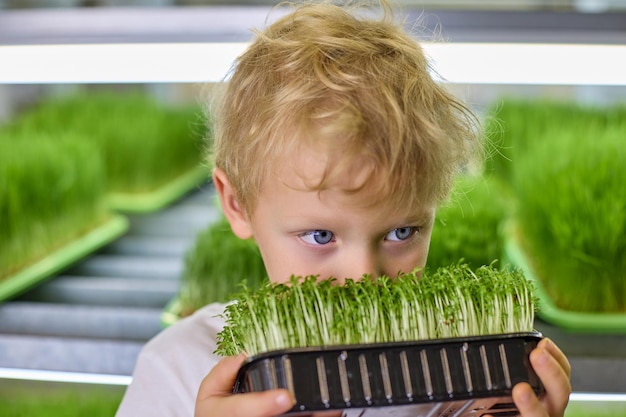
[386, 227, 417, 241]
[301, 230, 335, 245]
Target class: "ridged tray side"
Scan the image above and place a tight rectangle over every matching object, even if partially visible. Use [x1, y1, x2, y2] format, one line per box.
[234, 333, 543, 416]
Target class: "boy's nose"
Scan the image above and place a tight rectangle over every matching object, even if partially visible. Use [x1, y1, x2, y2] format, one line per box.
[335, 247, 383, 283]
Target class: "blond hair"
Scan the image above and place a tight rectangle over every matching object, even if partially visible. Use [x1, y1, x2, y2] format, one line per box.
[211, 1, 480, 215]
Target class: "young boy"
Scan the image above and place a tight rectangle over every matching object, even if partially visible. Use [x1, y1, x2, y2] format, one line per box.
[116, 2, 571, 417]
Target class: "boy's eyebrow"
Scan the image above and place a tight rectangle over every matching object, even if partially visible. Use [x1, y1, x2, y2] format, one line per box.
[402, 209, 436, 224]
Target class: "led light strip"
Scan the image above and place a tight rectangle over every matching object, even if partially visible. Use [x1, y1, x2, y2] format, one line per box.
[570, 392, 626, 403]
[0, 42, 625, 85]
[426, 42, 626, 86]
[0, 42, 247, 84]
[0, 367, 132, 385]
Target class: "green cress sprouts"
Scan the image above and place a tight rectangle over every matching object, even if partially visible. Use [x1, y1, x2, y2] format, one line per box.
[216, 263, 536, 357]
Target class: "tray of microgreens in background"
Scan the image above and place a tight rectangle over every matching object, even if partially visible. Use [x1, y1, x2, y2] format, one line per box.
[484, 98, 626, 333]
[217, 264, 543, 416]
[6, 90, 209, 213]
[0, 130, 128, 301]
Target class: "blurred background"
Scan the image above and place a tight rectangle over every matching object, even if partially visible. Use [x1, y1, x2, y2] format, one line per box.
[1, 1, 625, 416]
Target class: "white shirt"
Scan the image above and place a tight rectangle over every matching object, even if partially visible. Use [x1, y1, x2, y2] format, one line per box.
[116, 303, 227, 417]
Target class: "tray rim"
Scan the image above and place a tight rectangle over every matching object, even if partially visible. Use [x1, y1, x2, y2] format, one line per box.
[107, 164, 209, 213]
[160, 296, 182, 328]
[241, 331, 544, 365]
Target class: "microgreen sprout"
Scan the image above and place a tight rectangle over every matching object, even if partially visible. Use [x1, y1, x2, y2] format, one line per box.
[216, 263, 536, 357]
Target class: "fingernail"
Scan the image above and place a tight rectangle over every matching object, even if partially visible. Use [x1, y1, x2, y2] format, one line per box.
[514, 383, 533, 405]
[536, 348, 549, 365]
[276, 392, 294, 407]
[518, 387, 533, 404]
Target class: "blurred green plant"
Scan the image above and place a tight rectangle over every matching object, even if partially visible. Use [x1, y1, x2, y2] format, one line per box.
[7, 90, 207, 194]
[512, 122, 626, 313]
[0, 380, 124, 417]
[483, 98, 625, 185]
[0, 131, 109, 280]
[428, 174, 510, 270]
[177, 216, 267, 318]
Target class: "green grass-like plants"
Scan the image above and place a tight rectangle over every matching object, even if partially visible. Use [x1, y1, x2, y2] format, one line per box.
[1, 131, 109, 280]
[0, 380, 124, 417]
[428, 174, 510, 270]
[513, 123, 626, 313]
[483, 98, 626, 185]
[216, 263, 535, 357]
[8, 90, 207, 195]
[177, 216, 267, 318]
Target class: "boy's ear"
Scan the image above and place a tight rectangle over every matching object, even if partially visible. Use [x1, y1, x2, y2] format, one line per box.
[213, 168, 254, 239]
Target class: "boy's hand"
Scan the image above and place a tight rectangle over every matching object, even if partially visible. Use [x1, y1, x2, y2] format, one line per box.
[513, 338, 571, 417]
[195, 354, 294, 417]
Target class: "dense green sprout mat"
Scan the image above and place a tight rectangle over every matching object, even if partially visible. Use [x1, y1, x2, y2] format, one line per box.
[0, 131, 128, 300]
[428, 175, 509, 270]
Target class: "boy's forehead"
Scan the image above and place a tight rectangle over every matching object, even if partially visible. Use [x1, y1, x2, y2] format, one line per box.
[275, 141, 373, 193]
[268, 140, 436, 219]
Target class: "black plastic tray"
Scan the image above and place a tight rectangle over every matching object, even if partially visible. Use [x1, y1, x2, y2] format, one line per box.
[234, 332, 543, 416]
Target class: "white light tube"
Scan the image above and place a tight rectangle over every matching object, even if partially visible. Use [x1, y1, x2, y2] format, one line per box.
[570, 392, 626, 403]
[0, 367, 132, 385]
[426, 43, 626, 86]
[0, 42, 248, 84]
[0, 42, 625, 85]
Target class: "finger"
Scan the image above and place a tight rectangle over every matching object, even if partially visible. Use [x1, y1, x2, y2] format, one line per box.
[197, 388, 294, 417]
[530, 345, 571, 416]
[538, 338, 571, 378]
[195, 354, 295, 417]
[513, 382, 546, 417]
[198, 354, 248, 400]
